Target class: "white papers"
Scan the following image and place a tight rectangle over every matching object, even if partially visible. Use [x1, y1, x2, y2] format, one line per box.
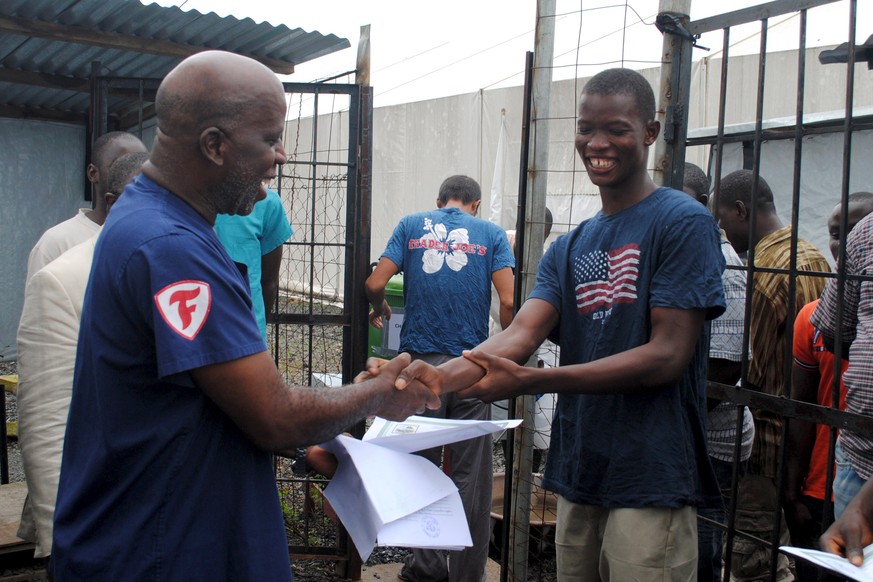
[363, 415, 523, 453]
[320, 415, 522, 561]
[781, 544, 873, 581]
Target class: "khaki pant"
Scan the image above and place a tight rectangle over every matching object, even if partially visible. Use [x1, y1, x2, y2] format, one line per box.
[555, 497, 698, 582]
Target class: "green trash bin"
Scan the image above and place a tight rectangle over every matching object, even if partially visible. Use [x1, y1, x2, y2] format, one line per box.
[367, 273, 405, 359]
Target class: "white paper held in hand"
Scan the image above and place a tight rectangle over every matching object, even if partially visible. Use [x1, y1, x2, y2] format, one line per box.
[319, 415, 523, 561]
[780, 544, 873, 581]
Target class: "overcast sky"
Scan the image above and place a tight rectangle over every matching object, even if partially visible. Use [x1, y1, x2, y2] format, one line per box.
[150, 0, 865, 108]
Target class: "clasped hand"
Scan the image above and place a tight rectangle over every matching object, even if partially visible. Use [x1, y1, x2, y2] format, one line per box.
[356, 353, 441, 419]
[355, 348, 527, 404]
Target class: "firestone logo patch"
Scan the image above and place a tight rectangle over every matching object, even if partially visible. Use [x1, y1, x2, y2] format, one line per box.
[154, 281, 211, 340]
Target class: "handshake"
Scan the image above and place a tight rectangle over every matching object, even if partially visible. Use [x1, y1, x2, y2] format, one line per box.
[353, 349, 529, 423]
[306, 349, 528, 481]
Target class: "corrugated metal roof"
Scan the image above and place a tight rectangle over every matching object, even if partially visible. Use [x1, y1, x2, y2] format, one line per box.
[0, 0, 350, 123]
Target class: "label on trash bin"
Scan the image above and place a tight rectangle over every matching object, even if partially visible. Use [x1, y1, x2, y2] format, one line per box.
[384, 312, 404, 354]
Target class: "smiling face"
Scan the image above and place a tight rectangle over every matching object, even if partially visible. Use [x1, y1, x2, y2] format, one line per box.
[574, 92, 659, 197]
[211, 88, 288, 216]
[827, 199, 873, 262]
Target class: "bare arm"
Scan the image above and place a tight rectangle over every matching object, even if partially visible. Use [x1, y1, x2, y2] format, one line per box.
[457, 306, 706, 402]
[190, 351, 439, 451]
[492, 266, 515, 330]
[260, 244, 283, 323]
[364, 257, 399, 328]
[396, 297, 558, 396]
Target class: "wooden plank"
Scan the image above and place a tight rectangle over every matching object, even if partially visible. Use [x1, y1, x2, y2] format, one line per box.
[0, 482, 33, 555]
[0, 375, 18, 395]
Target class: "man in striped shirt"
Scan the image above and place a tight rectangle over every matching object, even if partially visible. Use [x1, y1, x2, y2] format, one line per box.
[716, 169, 831, 581]
[812, 208, 873, 519]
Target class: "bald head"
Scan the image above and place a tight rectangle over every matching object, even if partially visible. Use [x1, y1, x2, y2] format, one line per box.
[87, 132, 147, 217]
[155, 51, 284, 139]
[146, 51, 288, 222]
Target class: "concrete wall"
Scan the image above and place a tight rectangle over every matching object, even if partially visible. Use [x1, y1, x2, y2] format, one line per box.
[0, 120, 86, 360]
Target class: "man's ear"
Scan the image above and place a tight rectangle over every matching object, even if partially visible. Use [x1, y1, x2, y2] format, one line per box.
[86, 163, 99, 185]
[472, 200, 481, 216]
[200, 127, 227, 166]
[436, 198, 445, 208]
[644, 120, 661, 145]
[735, 200, 749, 221]
[104, 192, 119, 212]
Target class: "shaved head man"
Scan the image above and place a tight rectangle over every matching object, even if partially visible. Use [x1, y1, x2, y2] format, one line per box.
[50, 51, 438, 581]
[144, 50, 286, 220]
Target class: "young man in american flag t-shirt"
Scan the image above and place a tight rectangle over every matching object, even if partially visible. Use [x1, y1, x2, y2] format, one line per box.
[394, 67, 726, 581]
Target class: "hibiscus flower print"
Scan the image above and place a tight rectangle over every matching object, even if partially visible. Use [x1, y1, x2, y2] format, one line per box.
[421, 218, 470, 274]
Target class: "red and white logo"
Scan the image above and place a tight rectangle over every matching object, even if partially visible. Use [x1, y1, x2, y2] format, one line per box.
[154, 280, 211, 340]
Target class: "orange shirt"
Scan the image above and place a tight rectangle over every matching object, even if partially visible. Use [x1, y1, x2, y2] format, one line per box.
[793, 299, 848, 500]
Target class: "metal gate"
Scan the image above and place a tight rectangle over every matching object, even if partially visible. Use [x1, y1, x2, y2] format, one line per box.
[270, 81, 372, 580]
[661, 1, 873, 580]
[504, 1, 873, 580]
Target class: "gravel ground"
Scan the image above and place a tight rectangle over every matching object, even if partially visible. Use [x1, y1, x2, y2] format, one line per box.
[1, 360, 24, 487]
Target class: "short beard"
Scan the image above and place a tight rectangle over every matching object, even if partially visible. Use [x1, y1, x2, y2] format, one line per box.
[212, 168, 260, 216]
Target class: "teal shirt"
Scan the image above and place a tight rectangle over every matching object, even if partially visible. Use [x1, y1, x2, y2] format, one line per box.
[214, 189, 292, 338]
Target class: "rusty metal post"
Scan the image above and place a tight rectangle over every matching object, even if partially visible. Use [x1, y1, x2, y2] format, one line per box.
[505, 1, 555, 580]
[355, 24, 370, 87]
[653, 0, 693, 189]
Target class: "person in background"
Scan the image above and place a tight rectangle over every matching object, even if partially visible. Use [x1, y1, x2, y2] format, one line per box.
[25, 131, 147, 281]
[215, 187, 293, 339]
[49, 50, 438, 581]
[784, 192, 873, 580]
[715, 169, 831, 581]
[390, 68, 726, 581]
[812, 205, 873, 520]
[16, 150, 150, 559]
[682, 162, 755, 582]
[365, 174, 515, 582]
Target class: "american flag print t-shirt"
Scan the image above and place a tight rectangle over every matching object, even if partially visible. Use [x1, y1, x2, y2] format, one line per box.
[573, 242, 640, 314]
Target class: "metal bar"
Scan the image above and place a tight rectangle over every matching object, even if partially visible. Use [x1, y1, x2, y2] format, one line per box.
[282, 82, 358, 96]
[305, 89, 320, 391]
[284, 159, 353, 170]
[501, 49, 535, 582]
[821, 0, 860, 538]
[688, 0, 839, 35]
[708, 382, 873, 434]
[271, 313, 349, 326]
[712, 27, 737, 582]
[772, 15, 809, 578]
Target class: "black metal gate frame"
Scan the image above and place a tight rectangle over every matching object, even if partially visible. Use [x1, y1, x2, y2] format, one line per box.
[661, 1, 869, 580]
[271, 81, 372, 579]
